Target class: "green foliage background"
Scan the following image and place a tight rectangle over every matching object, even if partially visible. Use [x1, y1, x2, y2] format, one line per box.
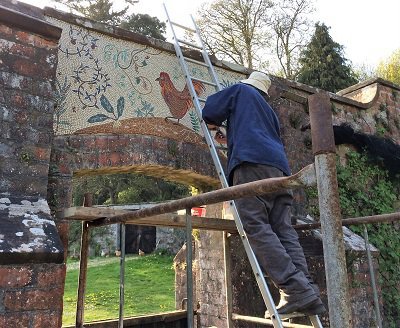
[297, 23, 358, 92]
[69, 173, 190, 255]
[307, 151, 400, 327]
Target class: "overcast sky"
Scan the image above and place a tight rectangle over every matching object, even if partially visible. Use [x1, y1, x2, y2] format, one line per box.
[19, 0, 400, 68]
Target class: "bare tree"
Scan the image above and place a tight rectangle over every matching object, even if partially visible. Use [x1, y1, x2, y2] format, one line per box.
[195, 0, 274, 70]
[271, 0, 314, 79]
[195, 0, 314, 74]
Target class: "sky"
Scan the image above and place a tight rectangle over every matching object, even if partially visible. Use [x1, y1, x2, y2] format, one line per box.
[18, 0, 400, 68]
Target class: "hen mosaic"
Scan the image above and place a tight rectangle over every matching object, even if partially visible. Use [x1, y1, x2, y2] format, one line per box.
[48, 18, 244, 138]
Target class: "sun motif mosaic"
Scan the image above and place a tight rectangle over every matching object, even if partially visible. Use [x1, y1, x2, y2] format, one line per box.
[48, 17, 246, 140]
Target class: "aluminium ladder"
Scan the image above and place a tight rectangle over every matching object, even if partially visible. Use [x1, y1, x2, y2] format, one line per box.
[163, 5, 323, 328]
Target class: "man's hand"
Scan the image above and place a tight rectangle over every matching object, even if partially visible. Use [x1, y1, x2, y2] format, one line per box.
[207, 124, 219, 131]
[214, 129, 227, 144]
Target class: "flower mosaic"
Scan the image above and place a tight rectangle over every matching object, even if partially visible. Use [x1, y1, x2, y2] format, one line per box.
[48, 18, 246, 139]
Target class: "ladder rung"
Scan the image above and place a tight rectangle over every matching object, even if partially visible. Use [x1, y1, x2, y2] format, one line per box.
[183, 56, 210, 68]
[170, 21, 196, 33]
[177, 38, 202, 50]
[232, 313, 313, 328]
[265, 312, 308, 320]
[191, 77, 217, 87]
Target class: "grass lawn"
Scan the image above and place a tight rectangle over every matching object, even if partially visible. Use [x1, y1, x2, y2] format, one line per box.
[63, 254, 176, 326]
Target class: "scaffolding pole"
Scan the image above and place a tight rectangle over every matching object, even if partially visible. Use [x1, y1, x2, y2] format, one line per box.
[309, 93, 352, 328]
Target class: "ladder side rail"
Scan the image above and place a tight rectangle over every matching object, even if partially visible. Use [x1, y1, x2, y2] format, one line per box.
[163, 5, 227, 188]
[182, 50, 286, 328]
[189, 13, 289, 328]
[165, 5, 284, 327]
[190, 15, 222, 92]
[309, 315, 324, 328]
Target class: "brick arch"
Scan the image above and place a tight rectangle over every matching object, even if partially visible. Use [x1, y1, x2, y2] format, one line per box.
[48, 130, 221, 204]
[48, 131, 221, 254]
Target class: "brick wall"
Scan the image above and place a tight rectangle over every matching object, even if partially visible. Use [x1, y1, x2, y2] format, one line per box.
[0, 3, 64, 327]
[0, 264, 65, 328]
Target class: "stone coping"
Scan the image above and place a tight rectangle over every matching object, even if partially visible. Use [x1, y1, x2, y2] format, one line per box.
[337, 77, 400, 96]
[0, 1, 61, 40]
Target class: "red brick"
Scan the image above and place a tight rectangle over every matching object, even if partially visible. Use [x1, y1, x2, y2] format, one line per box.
[95, 137, 109, 148]
[0, 313, 31, 328]
[34, 147, 51, 161]
[10, 92, 28, 108]
[4, 288, 63, 311]
[10, 42, 36, 58]
[14, 110, 29, 124]
[12, 58, 42, 78]
[0, 24, 13, 36]
[56, 221, 69, 262]
[37, 265, 66, 288]
[14, 30, 35, 46]
[98, 153, 110, 166]
[33, 312, 62, 328]
[0, 267, 32, 288]
[57, 163, 72, 175]
[31, 36, 58, 50]
[109, 152, 121, 165]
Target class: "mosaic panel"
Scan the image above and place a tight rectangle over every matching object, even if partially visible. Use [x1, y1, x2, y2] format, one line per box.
[48, 18, 245, 138]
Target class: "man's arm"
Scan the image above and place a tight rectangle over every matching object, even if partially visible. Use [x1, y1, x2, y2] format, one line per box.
[202, 86, 235, 126]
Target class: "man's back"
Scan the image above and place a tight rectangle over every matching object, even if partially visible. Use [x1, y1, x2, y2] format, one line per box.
[202, 83, 290, 184]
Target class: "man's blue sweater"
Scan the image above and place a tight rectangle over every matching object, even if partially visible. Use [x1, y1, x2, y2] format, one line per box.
[202, 83, 291, 184]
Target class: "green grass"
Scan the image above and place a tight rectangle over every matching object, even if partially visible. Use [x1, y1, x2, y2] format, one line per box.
[63, 254, 176, 326]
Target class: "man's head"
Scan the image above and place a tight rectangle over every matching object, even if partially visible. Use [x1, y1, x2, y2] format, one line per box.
[241, 71, 271, 95]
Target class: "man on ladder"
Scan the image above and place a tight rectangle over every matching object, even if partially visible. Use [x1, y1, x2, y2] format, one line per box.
[202, 71, 326, 317]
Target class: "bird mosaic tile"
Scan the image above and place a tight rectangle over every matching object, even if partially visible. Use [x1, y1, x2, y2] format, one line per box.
[49, 18, 246, 143]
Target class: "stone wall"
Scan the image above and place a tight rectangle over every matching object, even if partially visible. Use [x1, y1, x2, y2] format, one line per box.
[0, 2, 65, 326]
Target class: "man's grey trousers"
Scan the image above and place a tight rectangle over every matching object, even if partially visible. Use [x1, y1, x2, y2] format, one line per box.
[232, 162, 318, 303]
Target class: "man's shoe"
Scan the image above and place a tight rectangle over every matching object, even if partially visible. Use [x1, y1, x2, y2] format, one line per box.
[276, 298, 326, 315]
[301, 299, 327, 316]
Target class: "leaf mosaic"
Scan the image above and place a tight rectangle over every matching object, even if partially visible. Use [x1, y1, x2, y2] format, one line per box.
[48, 17, 245, 136]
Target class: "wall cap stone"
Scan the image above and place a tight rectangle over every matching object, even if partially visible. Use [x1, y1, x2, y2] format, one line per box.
[0, 1, 61, 40]
[337, 77, 400, 96]
[0, 197, 63, 265]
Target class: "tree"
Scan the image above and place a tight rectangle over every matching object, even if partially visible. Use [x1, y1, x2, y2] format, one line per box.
[352, 63, 377, 82]
[297, 23, 357, 92]
[120, 13, 166, 40]
[195, 0, 315, 72]
[195, 0, 274, 69]
[72, 173, 189, 206]
[52, 0, 135, 26]
[51, 0, 166, 40]
[376, 49, 400, 85]
[271, 0, 314, 79]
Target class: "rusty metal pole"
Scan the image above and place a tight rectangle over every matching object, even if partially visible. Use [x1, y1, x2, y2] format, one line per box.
[76, 193, 92, 328]
[118, 223, 126, 328]
[185, 207, 194, 327]
[308, 93, 352, 328]
[362, 225, 383, 328]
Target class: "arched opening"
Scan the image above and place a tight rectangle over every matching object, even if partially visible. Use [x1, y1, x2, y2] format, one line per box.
[62, 171, 194, 325]
[47, 132, 220, 326]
